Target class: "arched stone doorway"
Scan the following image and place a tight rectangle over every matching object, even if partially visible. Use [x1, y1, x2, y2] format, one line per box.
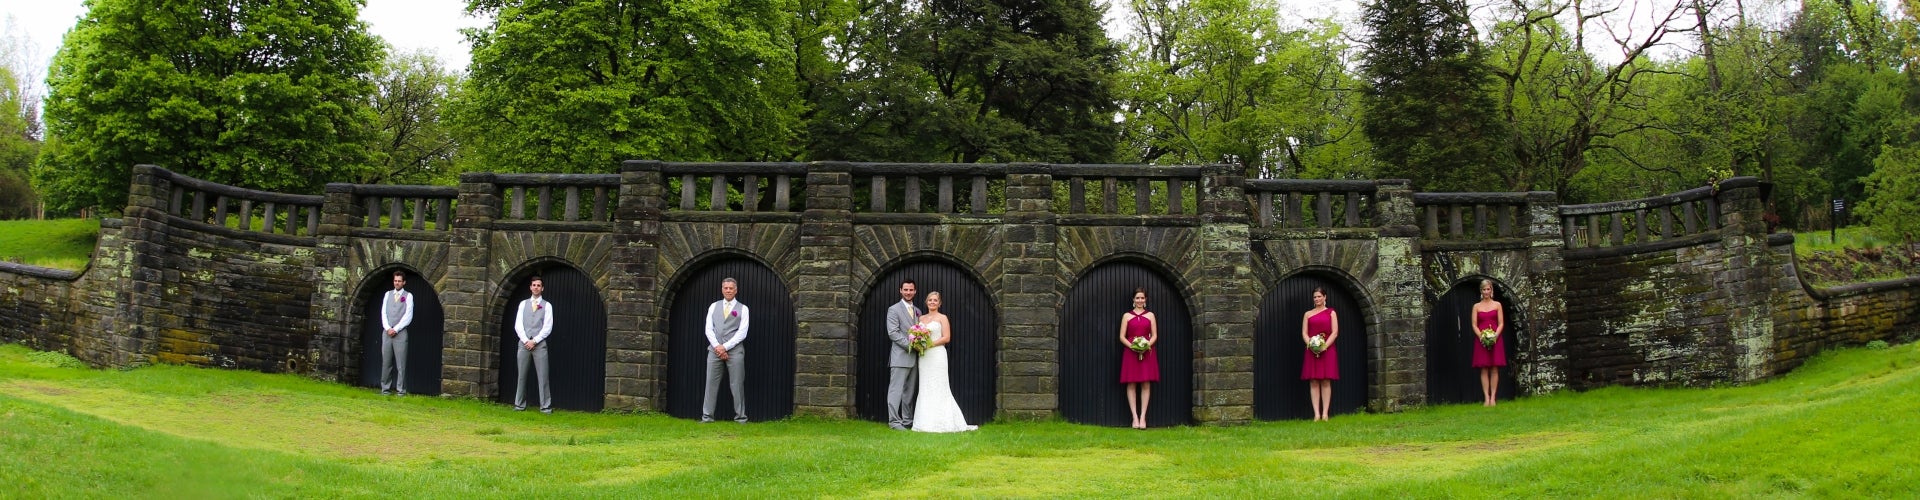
[1058, 260, 1193, 427]
[1254, 272, 1370, 420]
[494, 263, 607, 412]
[355, 267, 444, 395]
[663, 256, 796, 422]
[855, 259, 997, 425]
[1426, 277, 1520, 404]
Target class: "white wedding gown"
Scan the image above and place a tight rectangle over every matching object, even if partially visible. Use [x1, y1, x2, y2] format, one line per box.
[912, 322, 978, 433]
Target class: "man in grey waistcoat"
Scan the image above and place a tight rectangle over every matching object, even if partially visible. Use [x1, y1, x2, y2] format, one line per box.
[885, 279, 920, 430]
[379, 270, 415, 396]
[701, 277, 750, 423]
[513, 276, 555, 413]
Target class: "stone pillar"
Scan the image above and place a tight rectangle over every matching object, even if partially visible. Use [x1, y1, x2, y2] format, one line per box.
[998, 164, 1057, 420]
[607, 160, 666, 411]
[1520, 191, 1568, 394]
[113, 165, 177, 367]
[1369, 179, 1424, 411]
[440, 173, 499, 398]
[1716, 179, 1775, 382]
[307, 183, 362, 381]
[1194, 163, 1255, 424]
[793, 161, 855, 417]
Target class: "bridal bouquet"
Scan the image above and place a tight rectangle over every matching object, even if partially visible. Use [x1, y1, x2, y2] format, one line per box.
[1477, 329, 1499, 350]
[908, 324, 934, 355]
[1306, 335, 1328, 357]
[1127, 337, 1152, 361]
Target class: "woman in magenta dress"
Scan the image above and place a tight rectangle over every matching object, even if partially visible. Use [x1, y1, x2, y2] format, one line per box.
[1118, 287, 1159, 429]
[1471, 279, 1507, 407]
[1300, 287, 1340, 421]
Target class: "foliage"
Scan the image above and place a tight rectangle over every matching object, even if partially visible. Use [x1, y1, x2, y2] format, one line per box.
[0, 22, 40, 219]
[0, 218, 97, 270]
[363, 48, 462, 185]
[3, 342, 1920, 495]
[807, 0, 1120, 163]
[33, 0, 382, 213]
[1114, 0, 1370, 179]
[1859, 140, 1920, 243]
[0, 65, 36, 219]
[1359, 0, 1508, 191]
[451, 0, 803, 173]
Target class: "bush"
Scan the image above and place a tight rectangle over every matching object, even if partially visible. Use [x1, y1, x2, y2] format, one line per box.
[1866, 340, 1890, 350]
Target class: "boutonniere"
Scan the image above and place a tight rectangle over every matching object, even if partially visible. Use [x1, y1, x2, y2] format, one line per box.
[397, 294, 406, 303]
[534, 301, 543, 311]
[729, 309, 739, 318]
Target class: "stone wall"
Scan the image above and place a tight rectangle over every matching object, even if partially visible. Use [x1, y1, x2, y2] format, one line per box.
[9, 164, 1920, 426]
[1767, 234, 1920, 374]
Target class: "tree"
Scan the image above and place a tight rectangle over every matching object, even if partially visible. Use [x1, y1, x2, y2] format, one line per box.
[450, 0, 802, 173]
[1359, 0, 1508, 191]
[1, 18, 42, 219]
[808, 0, 1120, 163]
[33, 0, 382, 213]
[1483, 0, 1691, 197]
[364, 48, 461, 185]
[1115, 0, 1369, 179]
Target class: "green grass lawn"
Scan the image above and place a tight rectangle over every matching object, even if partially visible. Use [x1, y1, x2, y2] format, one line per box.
[0, 219, 99, 271]
[2, 343, 1917, 497]
[1794, 225, 1891, 257]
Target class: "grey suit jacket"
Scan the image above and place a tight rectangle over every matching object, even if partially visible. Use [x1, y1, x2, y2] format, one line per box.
[886, 300, 919, 368]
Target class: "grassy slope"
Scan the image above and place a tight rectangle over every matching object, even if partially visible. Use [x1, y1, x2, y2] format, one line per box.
[0, 219, 98, 270]
[2, 343, 1917, 497]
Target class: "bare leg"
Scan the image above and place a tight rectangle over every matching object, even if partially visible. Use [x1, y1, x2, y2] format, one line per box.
[1307, 381, 1322, 421]
[1479, 368, 1492, 406]
[1139, 383, 1153, 428]
[1125, 383, 1140, 428]
[1489, 369, 1501, 406]
[1319, 381, 1333, 420]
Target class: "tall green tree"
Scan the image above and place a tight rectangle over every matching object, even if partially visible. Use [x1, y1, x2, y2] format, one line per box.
[451, 0, 802, 173]
[1359, 0, 1508, 191]
[1, 19, 41, 219]
[34, 0, 382, 213]
[1483, 0, 1690, 198]
[365, 48, 461, 185]
[809, 0, 1120, 163]
[0, 65, 38, 219]
[1115, 0, 1369, 179]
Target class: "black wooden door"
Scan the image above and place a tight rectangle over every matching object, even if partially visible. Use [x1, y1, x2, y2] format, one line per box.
[1254, 274, 1369, 420]
[357, 269, 443, 395]
[664, 258, 796, 422]
[856, 261, 997, 425]
[495, 265, 607, 412]
[1425, 281, 1518, 404]
[1058, 261, 1192, 427]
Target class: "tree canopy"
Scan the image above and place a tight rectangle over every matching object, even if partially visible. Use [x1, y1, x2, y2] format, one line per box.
[450, 0, 803, 173]
[34, 0, 382, 213]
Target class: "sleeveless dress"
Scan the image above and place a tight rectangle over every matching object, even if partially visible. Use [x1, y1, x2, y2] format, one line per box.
[1118, 312, 1160, 384]
[1471, 308, 1507, 368]
[912, 321, 977, 433]
[1300, 309, 1339, 380]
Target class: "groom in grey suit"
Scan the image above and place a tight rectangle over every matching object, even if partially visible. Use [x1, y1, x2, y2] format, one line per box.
[886, 279, 920, 430]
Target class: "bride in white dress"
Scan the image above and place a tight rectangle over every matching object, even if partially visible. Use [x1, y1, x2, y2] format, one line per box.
[913, 292, 978, 433]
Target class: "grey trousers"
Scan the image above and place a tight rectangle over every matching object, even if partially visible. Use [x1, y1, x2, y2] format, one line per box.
[379, 329, 408, 394]
[514, 340, 551, 410]
[702, 345, 747, 422]
[887, 366, 918, 428]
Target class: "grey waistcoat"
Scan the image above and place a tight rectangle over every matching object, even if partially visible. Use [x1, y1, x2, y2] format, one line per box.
[710, 301, 742, 346]
[384, 291, 409, 331]
[521, 299, 547, 338]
